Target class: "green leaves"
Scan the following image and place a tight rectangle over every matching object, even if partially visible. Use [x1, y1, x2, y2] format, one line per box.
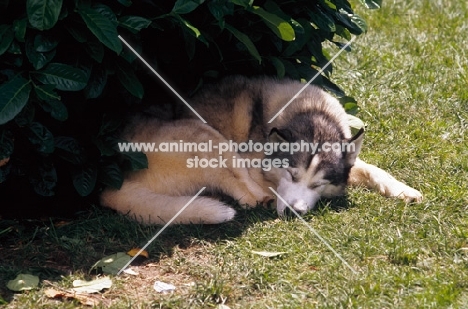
[7, 274, 39, 292]
[38, 99, 68, 121]
[99, 161, 123, 189]
[30, 158, 57, 196]
[350, 14, 368, 33]
[72, 164, 98, 197]
[78, 5, 122, 54]
[33, 63, 88, 91]
[225, 24, 261, 63]
[0, 0, 372, 202]
[119, 16, 151, 34]
[55, 136, 99, 197]
[208, 0, 234, 21]
[172, 0, 205, 15]
[25, 35, 57, 70]
[0, 25, 14, 56]
[13, 18, 27, 42]
[34, 84, 60, 101]
[27, 0, 63, 30]
[116, 61, 144, 99]
[359, 0, 382, 9]
[55, 136, 85, 165]
[0, 2, 142, 198]
[251, 6, 295, 41]
[0, 76, 31, 125]
[122, 151, 148, 170]
[28, 122, 54, 153]
[337, 8, 367, 34]
[270, 57, 286, 78]
[90, 252, 132, 275]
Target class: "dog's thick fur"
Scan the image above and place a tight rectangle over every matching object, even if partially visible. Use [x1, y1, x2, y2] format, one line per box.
[101, 76, 422, 224]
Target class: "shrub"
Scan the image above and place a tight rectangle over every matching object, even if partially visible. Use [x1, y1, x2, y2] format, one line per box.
[0, 0, 379, 212]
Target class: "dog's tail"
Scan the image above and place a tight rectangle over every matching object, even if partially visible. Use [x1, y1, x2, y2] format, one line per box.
[100, 180, 236, 225]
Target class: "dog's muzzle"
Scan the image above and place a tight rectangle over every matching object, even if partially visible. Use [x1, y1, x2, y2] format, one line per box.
[275, 179, 321, 217]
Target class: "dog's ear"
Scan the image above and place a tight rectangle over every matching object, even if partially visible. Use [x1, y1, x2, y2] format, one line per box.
[268, 128, 291, 143]
[345, 128, 364, 166]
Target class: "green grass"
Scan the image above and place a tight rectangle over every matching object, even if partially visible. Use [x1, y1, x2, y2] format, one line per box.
[1, 0, 468, 307]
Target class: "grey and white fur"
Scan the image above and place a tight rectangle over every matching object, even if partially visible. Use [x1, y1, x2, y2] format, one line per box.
[101, 76, 423, 224]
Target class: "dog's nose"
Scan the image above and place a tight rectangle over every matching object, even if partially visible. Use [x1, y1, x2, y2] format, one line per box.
[292, 200, 308, 215]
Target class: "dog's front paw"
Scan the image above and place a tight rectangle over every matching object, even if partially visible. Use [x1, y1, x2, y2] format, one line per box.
[238, 193, 275, 208]
[384, 182, 423, 203]
[260, 195, 276, 208]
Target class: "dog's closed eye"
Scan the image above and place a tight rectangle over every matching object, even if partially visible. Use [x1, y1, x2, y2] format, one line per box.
[309, 180, 330, 189]
[286, 168, 299, 181]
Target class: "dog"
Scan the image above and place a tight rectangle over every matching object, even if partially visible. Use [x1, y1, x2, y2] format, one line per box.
[100, 76, 423, 224]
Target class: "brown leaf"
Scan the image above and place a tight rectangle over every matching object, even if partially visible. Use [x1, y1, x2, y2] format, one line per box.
[44, 288, 67, 298]
[127, 248, 149, 258]
[54, 220, 72, 228]
[44, 288, 103, 306]
[0, 157, 10, 168]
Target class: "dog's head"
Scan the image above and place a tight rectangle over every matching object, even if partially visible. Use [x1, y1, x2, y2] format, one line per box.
[265, 125, 364, 216]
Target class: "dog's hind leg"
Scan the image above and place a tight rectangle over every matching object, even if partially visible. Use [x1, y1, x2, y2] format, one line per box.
[100, 180, 237, 225]
[348, 158, 423, 202]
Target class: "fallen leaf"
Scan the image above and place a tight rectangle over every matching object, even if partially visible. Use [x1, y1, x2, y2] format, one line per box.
[251, 250, 287, 257]
[54, 220, 71, 228]
[90, 252, 132, 275]
[153, 281, 176, 293]
[122, 268, 139, 275]
[7, 274, 39, 291]
[44, 288, 100, 306]
[127, 248, 149, 258]
[72, 277, 112, 293]
[146, 263, 159, 267]
[347, 114, 366, 131]
[0, 157, 9, 167]
[44, 288, 66, 298]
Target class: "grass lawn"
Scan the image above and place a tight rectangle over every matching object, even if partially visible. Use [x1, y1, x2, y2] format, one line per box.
[1, 0, 467, 307]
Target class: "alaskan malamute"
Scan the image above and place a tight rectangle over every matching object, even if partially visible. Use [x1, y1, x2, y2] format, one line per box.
[101, 76, 422, 224]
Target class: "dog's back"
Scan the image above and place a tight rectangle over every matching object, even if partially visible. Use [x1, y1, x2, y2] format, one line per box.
[186, 76, 351, 142]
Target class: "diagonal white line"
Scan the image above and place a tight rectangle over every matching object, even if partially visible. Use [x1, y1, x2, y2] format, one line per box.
[268, 36, 357, 123]
[118, 35, 207, 123]
[117, 187, 206, 275]
[268, 187, 358, 275]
